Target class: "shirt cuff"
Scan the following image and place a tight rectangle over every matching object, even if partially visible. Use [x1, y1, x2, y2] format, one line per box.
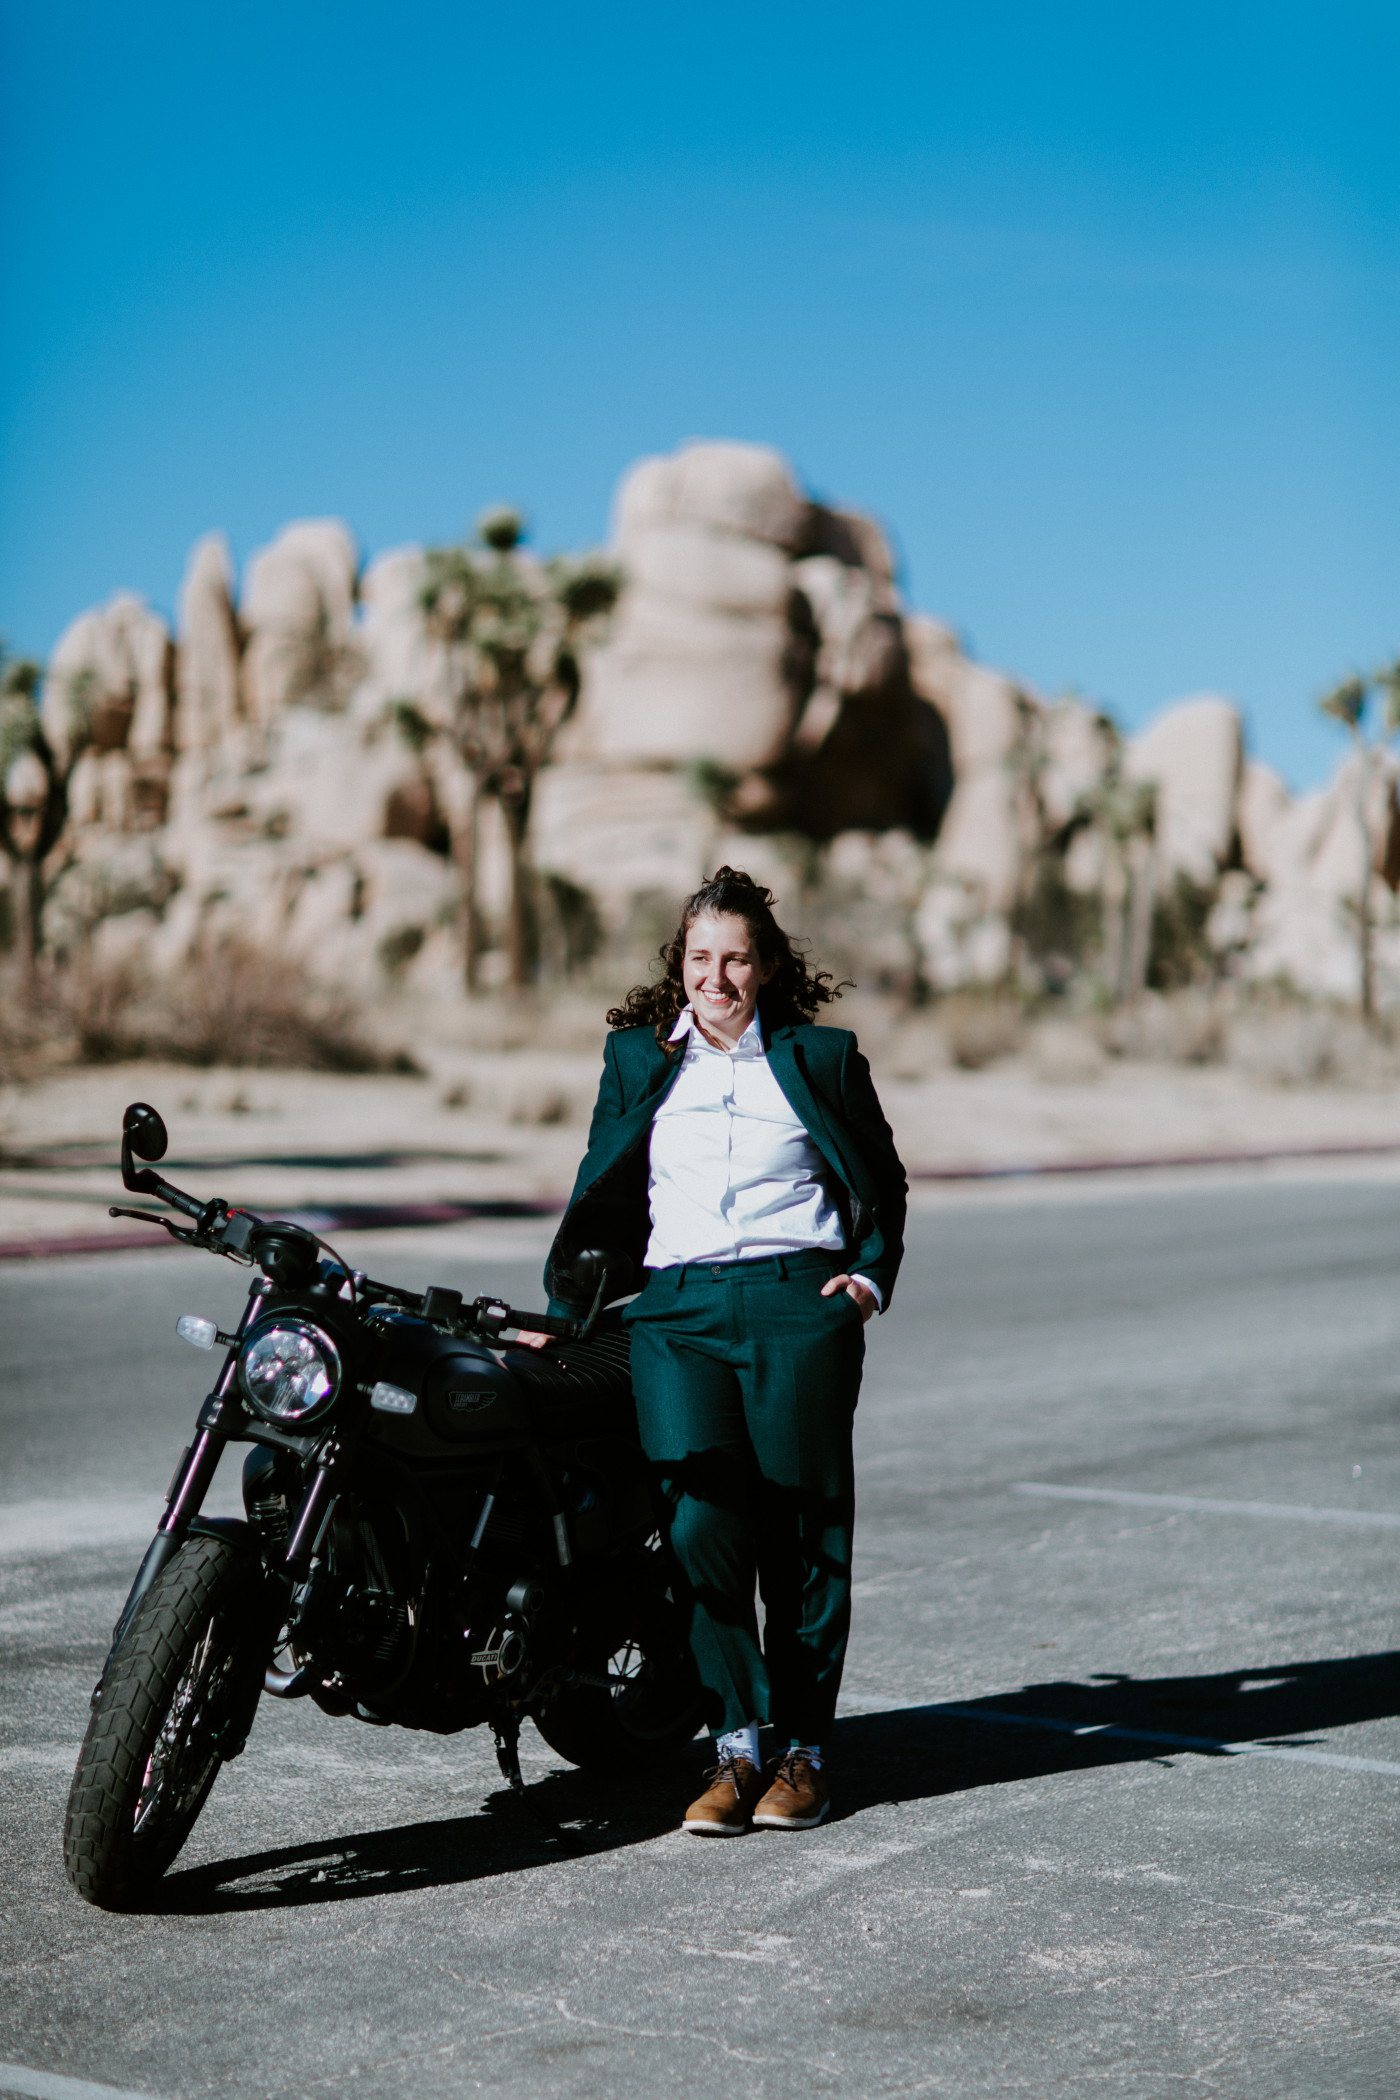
[848, 1273, 883, 1312]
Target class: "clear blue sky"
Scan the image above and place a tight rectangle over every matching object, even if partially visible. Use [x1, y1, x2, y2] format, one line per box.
[2, 2, 1397, 789]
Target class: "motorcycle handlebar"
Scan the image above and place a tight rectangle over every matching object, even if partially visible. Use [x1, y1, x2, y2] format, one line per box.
[471, 1299, 581, 1341]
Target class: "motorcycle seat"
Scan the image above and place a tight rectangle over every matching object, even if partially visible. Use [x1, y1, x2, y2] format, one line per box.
[501, 1329, 635, 1438]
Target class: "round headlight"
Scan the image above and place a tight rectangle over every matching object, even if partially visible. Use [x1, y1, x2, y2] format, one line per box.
[239, 1320, 341, 1425]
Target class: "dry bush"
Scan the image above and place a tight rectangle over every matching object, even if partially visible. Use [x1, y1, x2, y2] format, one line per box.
[153, 942, 413, 1071]
[1, 945, 416, 1075]
[879, 1012, 950, 1082]
[1029, 1018, 1107, 1083]
[1227, 1003, 1400, 1087]
[0, 964, 63, 1084]
[1096, 991, 1227, 1066]
[935, 994, 1025, 1071]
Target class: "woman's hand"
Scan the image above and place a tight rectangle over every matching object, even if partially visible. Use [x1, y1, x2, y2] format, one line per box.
[821, 1274, 878, 1323]
[512, 1331, 553, 1351]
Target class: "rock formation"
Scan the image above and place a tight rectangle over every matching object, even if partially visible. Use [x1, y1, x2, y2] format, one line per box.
[7, 437, 1398, 1012]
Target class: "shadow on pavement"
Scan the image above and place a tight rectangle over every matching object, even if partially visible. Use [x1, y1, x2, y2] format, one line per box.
[831, 1648, 1400, 1818]
[153, 1745, 710, 1914]
[154, 1650, 1400, 1910]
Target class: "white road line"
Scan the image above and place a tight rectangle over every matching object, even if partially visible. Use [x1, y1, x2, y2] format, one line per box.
[928, 1702, 1400, 1775]
[0, 2065, 166, 2100]
[1014, 1482, 1400, 1530]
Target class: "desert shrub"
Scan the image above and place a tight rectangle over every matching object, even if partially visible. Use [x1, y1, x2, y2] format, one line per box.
[1148, 873, 1219, 991]
[0, 962, 59, 1082]
[1010, 857, 1098, 994]
[0, 945, 416, 1074]
[154, 942, 407, 1070]
[1096, 990, 1226, 1065]
[936, 993, 1025, 1070]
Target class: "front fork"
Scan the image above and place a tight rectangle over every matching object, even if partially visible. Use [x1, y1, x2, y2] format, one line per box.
[93, 1279, 277, 1703]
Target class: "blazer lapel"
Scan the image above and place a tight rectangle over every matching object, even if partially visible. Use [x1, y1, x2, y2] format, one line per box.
[576, 1033, 683, 1194]
[764, 1030, 855, 1191]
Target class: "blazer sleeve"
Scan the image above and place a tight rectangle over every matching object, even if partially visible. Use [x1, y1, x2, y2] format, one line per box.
[543, 1031, 629, 1320]
[581, 1031, 626, 1156]
[839, 1033, 908, 1306]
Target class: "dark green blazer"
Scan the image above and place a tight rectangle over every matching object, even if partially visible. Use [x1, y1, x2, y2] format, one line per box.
[544, 1018, 908, 1315]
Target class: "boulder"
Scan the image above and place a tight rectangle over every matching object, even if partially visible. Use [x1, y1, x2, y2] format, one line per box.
[1040, 700, 1116, 839]
[804, 505, 900, 613]
[351, 546, 457, 728]
[910, 639, 1028, 917]
[1125, 694, 1243, 885]
[578, 443, 814, 771]
[1236, 757, 1293, 885]
[615, 442, 809, 550]
[531, 761, 715, 921]
[791, 556, 903, 703]
[175, 534, 242, 763]
[42, 594, 175, 830]
[240, 519, 360, 726]
[1239, 749, 1400, 1001]
[44, 593, 174, 771]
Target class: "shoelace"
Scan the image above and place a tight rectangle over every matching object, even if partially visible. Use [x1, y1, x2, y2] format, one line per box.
[705, 1753, 755, 1798]
[768, 1749, 818, 1790]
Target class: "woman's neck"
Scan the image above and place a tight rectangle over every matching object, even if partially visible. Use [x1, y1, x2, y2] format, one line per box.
[691, 1007, 753, 1053]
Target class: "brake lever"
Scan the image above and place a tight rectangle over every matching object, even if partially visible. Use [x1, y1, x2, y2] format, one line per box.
[108, 1205, 198, 1245]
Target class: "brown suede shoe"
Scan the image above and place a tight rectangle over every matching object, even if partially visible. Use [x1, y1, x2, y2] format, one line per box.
[752, 1750, 830, 1830]
[683, 1754, 766, 1836]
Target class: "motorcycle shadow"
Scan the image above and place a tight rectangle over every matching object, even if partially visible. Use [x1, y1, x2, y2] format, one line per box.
[152, 1744, 712, 1915]
[827, 1648, 1400, 1821]
[149, 1648, 1400, 1907]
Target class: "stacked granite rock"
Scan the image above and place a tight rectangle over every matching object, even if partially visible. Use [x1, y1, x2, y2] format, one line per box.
[16, 439, 1400, 1006]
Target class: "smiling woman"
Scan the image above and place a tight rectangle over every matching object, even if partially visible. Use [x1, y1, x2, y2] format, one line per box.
[530, 866, 908, 1837]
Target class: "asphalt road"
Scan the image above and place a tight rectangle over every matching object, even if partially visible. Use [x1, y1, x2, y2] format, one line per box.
[3, 1175, 1400, 2100]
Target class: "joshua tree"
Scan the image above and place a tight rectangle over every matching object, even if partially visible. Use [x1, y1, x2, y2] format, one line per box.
[407, 509, 622, 991]
[0, 649, 87, 977]
[1318, 655, 1400, 1020]
[1075, 754, 1158, 1007]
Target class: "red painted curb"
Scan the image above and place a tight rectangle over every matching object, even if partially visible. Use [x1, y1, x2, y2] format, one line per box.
[0, 1197, 564, 1262]
[4, 1141, 1397, 1261]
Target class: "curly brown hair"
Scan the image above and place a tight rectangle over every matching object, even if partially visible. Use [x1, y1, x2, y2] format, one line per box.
[606, 866, 847, 1046]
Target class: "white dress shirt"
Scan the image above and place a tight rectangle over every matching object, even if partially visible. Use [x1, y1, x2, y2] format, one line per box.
[643, 1007, 882, 1308]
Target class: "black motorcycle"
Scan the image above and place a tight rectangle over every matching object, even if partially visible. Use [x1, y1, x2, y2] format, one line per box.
[63, 1102, 701, 1910]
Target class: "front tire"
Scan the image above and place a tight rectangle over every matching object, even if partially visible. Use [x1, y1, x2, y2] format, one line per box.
[64, 1534, 267, 1909]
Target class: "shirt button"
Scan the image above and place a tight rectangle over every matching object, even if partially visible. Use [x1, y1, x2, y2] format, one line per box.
[711, 1266, 724, 1280]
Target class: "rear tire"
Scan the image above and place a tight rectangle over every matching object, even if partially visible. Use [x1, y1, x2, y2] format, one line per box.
[64, 1534, 266, 1910]
[532, 1556, 702, 1769]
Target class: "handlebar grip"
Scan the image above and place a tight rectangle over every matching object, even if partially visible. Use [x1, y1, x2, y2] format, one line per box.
[475, 1300, 579, 1340]
[503, 1310, 580, 1339]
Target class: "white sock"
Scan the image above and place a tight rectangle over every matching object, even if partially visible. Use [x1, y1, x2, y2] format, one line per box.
[789, 1741, 823, 1769]
[716, 1722, 760, 1768]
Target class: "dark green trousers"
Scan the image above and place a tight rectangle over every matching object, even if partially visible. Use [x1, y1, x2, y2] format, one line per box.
[623, 1249, 864, 1742]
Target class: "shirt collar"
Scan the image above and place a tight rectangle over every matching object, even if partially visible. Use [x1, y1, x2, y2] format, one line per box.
[669, 1005, 764, 1056]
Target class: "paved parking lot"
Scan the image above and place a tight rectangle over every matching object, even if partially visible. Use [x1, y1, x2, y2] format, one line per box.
[3, 1173, 1399, 2098]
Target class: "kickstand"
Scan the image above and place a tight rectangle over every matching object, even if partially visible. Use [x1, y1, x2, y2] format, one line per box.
[492, 1716, 580, 1850]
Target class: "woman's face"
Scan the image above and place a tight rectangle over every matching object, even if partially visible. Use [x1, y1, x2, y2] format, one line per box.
[682, 911, 775, 1046]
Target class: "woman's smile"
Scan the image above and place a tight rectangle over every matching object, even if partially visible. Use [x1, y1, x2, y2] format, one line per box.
[682, 911, 775, 1048]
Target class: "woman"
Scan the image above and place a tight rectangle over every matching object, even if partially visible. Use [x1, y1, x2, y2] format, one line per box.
[530, 867, 906, 1835]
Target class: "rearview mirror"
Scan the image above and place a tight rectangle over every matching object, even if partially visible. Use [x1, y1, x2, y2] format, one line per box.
[123, 1102, 168, 1163]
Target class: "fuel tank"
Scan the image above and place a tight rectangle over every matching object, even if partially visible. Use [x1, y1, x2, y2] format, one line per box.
[365, 1310, 529, 1453]
[363, 1310, 636, 1455]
